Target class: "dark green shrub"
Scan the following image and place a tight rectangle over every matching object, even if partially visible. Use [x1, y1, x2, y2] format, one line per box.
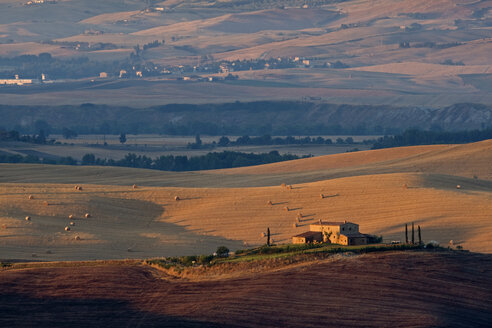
[366, 234, 383, 243]
[216, 246, 230, 257]
[181, 255, 197, 266]
[198, 254, 214, 264]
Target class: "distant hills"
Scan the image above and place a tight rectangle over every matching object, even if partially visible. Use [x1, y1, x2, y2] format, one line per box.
[0, 102, 490, 135]
[0, 0, 490, 107]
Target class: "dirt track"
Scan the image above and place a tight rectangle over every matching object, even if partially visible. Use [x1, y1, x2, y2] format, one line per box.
[1, 251, 491, 327]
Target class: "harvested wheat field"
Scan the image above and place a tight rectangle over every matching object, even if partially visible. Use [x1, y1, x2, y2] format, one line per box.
[0, 141, 491, 260]
[0, 251, 491, 327]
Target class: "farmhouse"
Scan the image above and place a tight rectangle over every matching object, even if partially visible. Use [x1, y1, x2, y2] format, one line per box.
[0, 75, 35, 86]
[292, 231, 323, 244]
[293, 220, 368, 246]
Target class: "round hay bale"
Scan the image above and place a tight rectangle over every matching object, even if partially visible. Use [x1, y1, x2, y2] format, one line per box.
[68, 214, 74, 220]
[267, 200, 273, 206]
[319, 194, 324, 199]
[174, 196, 180, 201]
[70, 221, 75, 226]
[281, 183, 286, 188]
[28, 195, 34, 200]
[25, 216, 31, 221]
[132, 184, 138, 189]
[293, 222, 298, 228]
[74, 235, 81, 241]
[261, 232, 266, 237]
[74, 185, 79, 190]
[402, 184, 408, 189]
[286, 185, 292, 190]
[64, 226, 70, 231]
[318, 219, 322, 224]
[297, 213, 303, 218]
[456, 184, 461, 189]
[283, 206, 289, 212]
[85, 213, 91, 218]
[43, 201, 49, 206]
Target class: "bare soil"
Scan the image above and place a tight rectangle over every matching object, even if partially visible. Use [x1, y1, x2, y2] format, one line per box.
[0, 251, 491, 327]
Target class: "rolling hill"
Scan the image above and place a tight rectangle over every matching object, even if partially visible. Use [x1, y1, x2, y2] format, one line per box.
[0, 140, 491, 260]
[0, 0, 490, 106]
[1, 251, 491, 327]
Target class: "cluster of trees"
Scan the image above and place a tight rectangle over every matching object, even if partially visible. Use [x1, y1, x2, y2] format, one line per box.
[0, 129, 52, 144]
[186, 134, 364, 150]
[0, 53, 124, 79]
[399, 41, 462, 49]
[441, 59, 465, 66]
[372, 128, 492, 149]
[80, 151, 304, 171]
[0, 151, 303, 171]
[216, 135, 361, 147]
[0, 153, 76, 165]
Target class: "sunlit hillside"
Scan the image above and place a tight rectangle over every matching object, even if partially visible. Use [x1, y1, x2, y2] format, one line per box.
[0, 140, 491, 260]
[0, 0, 490, 106]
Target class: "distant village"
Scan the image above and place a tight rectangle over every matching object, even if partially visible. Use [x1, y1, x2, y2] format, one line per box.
[0, 55, 349, 87]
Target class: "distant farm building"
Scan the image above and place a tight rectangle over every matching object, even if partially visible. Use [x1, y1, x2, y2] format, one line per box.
[0, 75, 34, 86]
[293, 220, 368, 246]
[292, 231, 323, 244]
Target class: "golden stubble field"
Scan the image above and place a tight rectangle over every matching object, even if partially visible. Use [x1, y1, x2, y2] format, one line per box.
[0, 140, 491, 260]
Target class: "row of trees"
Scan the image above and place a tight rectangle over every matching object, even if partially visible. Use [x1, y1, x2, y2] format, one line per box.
[371, 128, 492, 149]
[81, 151, 304, 171]
[186, 134, 363, 149]
[216, 135, 361, 146]
[0, 151, 303, 171]
[0, 129, 52, 144]
[0, 153, 77, 165]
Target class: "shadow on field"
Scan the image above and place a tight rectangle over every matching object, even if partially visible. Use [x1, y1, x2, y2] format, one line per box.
[0, 293, 224, 328]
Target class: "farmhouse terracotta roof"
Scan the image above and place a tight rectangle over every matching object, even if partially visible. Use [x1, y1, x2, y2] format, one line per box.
[293, 231, 323, 238]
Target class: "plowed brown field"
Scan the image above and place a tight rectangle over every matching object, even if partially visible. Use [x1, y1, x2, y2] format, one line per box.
[1, 251, 491, 327]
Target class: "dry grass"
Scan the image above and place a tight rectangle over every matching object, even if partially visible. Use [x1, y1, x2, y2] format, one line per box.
[0, 140, 491, 260]
[0, 0, 490, 107]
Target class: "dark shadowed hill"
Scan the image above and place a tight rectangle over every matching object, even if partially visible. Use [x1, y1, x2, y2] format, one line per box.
[1, 102, 491, 135]
[1, 251, 491, 327]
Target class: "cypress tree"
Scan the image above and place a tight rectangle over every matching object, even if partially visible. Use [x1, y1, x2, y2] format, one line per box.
[418, 225, 422, 245]
[411, 222, 415, 244]
[267, 227, 271, 246]
[405, 224, 408, 244]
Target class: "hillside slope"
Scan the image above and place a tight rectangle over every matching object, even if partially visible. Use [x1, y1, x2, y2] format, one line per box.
[0, 141, 491, 260]
[216, 139, 492, 181]
[1, 252, 491, 327]
[1, 0, 490, 106]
